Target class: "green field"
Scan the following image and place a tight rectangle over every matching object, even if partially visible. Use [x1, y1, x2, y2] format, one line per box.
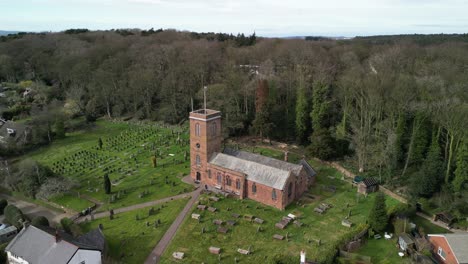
[80, 198, 188, 263]
[160, 159, 401, 263]
[353, 238, 411, 264]
[23, 119, 193, 212]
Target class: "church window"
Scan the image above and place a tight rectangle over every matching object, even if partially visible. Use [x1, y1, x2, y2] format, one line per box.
[252, 183, 257, 193]
[196, 155, 201, 166]
[226, 176, 232, 186]
[288, 182, 293, 198]
[217, 173, 222, 184]
[195, 123, 201, 136]
[236, 179, 241, 189]
[272, 189, 277, 200]
[208, 170, 211, 179]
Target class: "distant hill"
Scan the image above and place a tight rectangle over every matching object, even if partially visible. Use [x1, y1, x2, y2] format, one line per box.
[0, 30, 20, 36]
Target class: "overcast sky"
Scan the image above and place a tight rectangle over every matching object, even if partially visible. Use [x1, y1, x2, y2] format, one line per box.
[1, 0, 467, 37]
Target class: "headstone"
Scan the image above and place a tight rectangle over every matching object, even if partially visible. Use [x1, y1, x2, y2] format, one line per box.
[254, 218, 264, 224]
[192, 213, 201, 220]
[172, 252, 184, 260]
[273, 234, 284, 240]
[209, 246, 221, 254]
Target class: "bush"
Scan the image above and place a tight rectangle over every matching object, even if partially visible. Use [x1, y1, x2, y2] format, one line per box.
[4, 205, 24, 228]
[31, 216, 50, 227]
[60, 217, 73, 233]
[0, 199, 8, 215]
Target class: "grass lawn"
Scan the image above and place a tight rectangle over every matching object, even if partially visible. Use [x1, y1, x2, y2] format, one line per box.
[160, 158, 401, 263]
[80, 198, 188, 263]
[22, 119, 193, 212]
[354, 238, 411, 264]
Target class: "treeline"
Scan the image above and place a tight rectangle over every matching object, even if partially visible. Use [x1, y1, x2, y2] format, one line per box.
[0, 30, 466, 218]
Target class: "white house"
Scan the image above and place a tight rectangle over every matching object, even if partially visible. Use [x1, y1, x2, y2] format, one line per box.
[5, 225, 105, 264]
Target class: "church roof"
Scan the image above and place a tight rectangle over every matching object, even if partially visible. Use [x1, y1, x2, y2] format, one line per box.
[209, 148, 316, 190]
[209, 152, 291, 190]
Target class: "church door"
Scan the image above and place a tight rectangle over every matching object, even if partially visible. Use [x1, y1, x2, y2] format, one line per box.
[196, 172, 201, 181]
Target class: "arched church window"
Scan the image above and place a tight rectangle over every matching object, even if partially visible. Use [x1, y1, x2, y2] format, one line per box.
[252, 183, 257, 193]
[196, 155, 201, 166]
[211, 122, 217, 136]
[226, 176, 232, 186]
[217, 173, 222, 184]
[288, 182, 293, 198]
[272, 189, 277, 200]
[236, 179, 241, 189]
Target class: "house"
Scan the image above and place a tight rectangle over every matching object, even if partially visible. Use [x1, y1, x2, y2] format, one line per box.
[189, 109, 316, 210]
[428, 233, 468, 264]
[398, 233, 415, 252]
[357, 177, 379, 194]
[5, 225, 105, 264]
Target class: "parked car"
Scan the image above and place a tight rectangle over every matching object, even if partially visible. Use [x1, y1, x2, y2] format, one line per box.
[0, 223, 9, 230]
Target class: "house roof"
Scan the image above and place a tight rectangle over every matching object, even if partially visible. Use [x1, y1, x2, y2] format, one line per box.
[209, 148, 316, 190]
[5, 225, 104, 264]
[361, 177, 379, 187]
[430, 234, 468, 263]
[399, 233, 414, 244]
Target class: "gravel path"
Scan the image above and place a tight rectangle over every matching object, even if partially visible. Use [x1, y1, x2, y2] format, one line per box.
[144, 187, 202, 264]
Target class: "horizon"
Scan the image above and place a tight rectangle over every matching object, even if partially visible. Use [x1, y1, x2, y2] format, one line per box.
[1, 0, 468, 37]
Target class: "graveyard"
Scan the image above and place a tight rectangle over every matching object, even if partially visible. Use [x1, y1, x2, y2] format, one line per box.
[23, 119, 193, 212]
[160, 159, 402, 263]
[79, 198, 188, 263]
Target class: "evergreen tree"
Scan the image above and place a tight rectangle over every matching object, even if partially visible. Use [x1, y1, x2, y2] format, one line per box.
[295, 74, 308, 143]
[453, 139, 468, 192]
[310, 82, 330, 131]
[308, 128, 336, 160]
[98, 137, 103, 150]
[410, 131, 443, 198]
[54, 118, 65, 138]
[104, 174, 111, 194]
[368, 192, 388, 233]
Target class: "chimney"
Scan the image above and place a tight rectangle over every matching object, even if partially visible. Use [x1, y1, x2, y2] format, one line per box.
[284, 151, 289, 162]
[300, 250, 306, 264]
[55, 229, 61, 243]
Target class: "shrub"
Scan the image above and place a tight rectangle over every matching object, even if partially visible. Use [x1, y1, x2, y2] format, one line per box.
[60, 217, 73, 233]
[31, 216, 50, 227]
[4, 205, 24, 228]
[0, 199, 8, 215]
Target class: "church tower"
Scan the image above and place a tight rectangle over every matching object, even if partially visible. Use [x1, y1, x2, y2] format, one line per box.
[189, 109, 222, 182]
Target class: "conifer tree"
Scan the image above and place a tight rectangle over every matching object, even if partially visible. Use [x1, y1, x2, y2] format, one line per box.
[453, 139, 468, 192]
[104, 174, 111, 194]
[368, 192, 388, 233]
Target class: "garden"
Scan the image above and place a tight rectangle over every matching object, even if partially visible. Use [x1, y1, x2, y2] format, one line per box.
[24, 119, 193, 212]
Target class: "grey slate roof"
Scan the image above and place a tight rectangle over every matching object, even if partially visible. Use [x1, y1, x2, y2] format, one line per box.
[442, 234, 468, 263]
[76, 228, 106, 252]
[210, 153, 291, 190]
[209, 148, 316, 190]
[5, 225, 103, 264]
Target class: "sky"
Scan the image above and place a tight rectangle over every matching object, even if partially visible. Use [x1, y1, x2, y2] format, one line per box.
[1, 0, 467, 37]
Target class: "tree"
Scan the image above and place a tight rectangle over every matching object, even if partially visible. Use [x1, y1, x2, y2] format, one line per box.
[295, 70, 309, 143]
[307, 128, 336, 160]
[31, 216, 50, 227]
[104, 174, 111, 194]
[4, 205, 24, 228]
[410, 131, 443, 198]
[0, 199, 7, 215]
[453, 139, 468, 192]
[310, 81, 330, 131]
[54, 117, 65, 138]
[98, 137, 103, 150]
[368, 192, 388, 233]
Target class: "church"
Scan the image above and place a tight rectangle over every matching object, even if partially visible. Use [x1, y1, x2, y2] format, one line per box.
[189, 108, 316, 210]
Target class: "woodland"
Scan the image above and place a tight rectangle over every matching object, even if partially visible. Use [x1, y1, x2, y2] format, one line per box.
[0, 29, 466, 222]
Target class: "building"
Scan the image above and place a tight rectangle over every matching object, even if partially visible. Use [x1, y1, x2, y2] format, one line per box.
[5, 225, 105, 264]
[189, 108, 316, 210]
[398, 233, 415, 252]
[0, 120, 30, 147]
[357, 177, 379, 194]
[428, 234, 468, 264]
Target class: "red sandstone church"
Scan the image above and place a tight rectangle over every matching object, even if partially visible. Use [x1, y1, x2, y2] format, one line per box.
[189, 108, 316, 210]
